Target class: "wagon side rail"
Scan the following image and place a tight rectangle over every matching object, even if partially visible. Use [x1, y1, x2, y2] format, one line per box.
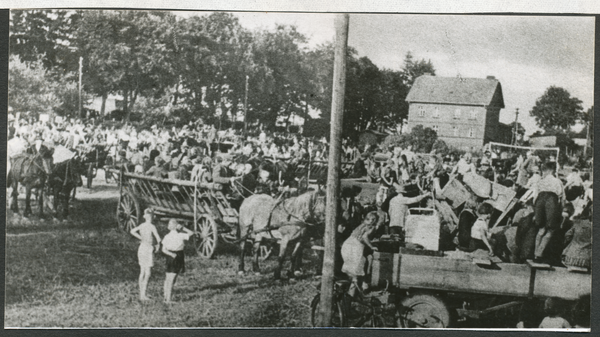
[110, 168, 222, 218]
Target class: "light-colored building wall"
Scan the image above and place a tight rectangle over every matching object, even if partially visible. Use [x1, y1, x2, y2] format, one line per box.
[406, 103, 488, 150]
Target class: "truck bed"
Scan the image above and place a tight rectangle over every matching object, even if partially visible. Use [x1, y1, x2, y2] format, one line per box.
[371, 251, 590, 301]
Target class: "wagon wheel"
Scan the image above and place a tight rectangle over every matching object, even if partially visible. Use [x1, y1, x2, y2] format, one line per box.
[397, 293, 452, 328]
[116, 190, 140, 234]
[193, 215, 219, 259]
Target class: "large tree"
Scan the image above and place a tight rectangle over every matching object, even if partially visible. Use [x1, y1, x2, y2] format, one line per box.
[530, 86, 583, 131]
[10, 10, 81, 74]
[78, 11, 180, 120]
[8, 55, 60, 117]
[248, 25, 313, 130]
[402, 51, 436, 86]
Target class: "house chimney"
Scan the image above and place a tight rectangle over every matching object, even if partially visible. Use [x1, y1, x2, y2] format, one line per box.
[487, 75, 496, 80]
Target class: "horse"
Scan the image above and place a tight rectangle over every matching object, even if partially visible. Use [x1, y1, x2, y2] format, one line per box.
[238, 189, 326, 279]
[8, 151, 54, 217]
[46, 157, 85, 218]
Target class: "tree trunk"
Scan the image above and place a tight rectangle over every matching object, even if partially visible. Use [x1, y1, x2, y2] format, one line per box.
[123, 88, 129, 122]
[100, 92, 107, 116]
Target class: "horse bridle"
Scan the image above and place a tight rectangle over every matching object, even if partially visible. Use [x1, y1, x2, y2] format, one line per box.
[25, 153, 51, 176]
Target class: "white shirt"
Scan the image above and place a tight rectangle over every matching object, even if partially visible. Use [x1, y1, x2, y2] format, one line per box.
[162, 231, 190, 252]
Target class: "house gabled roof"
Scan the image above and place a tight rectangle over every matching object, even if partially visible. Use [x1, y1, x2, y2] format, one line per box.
[406, 75, 505, 108]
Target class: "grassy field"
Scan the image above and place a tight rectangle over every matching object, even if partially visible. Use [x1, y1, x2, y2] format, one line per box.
[5, 179, 321, 328]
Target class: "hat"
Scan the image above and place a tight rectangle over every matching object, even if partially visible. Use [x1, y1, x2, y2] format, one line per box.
[144, 208, 154, 217]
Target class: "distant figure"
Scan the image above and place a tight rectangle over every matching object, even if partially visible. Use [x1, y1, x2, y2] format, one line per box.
[130, 209, 161, 301]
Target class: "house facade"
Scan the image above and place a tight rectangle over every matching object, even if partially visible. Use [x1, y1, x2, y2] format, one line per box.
[405, 74, 511, 151]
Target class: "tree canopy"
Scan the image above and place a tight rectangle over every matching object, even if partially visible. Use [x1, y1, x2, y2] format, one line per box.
[10, 10, 438, 135]
[530, 86, 583, 132]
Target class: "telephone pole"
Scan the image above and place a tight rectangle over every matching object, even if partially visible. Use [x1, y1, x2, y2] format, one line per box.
[244, 75, 249, 138]
[318, 13, 349, 327]
[512, 108, 519, 145]
[79, 56, 83, 118]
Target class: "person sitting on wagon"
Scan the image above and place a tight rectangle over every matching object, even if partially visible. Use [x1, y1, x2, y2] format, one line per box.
[469, 202, 495, 256]
[145, 156, 168, 179]
[341, 211, 381, 295]
[564, 168, 584, 202]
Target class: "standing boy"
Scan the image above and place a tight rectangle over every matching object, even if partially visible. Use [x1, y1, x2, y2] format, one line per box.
[162, 219, 194, 303]
[130, 208, 161, 301]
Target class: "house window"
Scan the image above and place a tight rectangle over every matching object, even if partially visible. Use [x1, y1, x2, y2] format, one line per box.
[433, 107, 440, 118]
[432, 125, 439, 134]
[468, 127, 474, 138]
[470, 110, 477, 120]
[454, 108, 461, 119]
[453, 126, 458, 137]
[418, 106, 425, 117]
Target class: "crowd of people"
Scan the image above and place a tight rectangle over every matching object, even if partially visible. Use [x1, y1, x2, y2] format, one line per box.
[7, 113, 592, 326]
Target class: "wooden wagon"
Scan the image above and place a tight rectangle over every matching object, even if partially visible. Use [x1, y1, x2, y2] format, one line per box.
[111, 168, 238, 258]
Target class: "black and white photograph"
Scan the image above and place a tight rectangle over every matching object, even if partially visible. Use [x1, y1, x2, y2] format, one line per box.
[4, 9, 594, 329]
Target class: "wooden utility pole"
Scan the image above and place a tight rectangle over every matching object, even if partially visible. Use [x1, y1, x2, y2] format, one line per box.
[512, 108, 519, 145]
[318, 13, 349, 327]
[79, 56, 83, 117]
[244, 75, 249, 138]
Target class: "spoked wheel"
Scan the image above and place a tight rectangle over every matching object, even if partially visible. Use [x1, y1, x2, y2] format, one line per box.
[397, 293, 451, 328]
[116, 190, 140, 233]
[310, 294, 346, 327]
[193, 215, 219, 259]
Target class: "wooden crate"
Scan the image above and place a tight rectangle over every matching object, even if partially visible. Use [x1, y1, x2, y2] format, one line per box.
[405, 208, 440, 251]
[439, 177, 471, 209]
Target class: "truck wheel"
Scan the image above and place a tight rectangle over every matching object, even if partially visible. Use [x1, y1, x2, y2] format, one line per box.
[397, 293, 451, 328]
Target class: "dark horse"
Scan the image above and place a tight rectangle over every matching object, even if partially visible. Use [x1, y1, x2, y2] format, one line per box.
[46, 157, 85, 217]
[8, 151, 54, 217]
[238, 190, 326, 279]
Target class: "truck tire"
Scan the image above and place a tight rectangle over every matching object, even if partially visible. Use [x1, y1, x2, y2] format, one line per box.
[397, 293, 451, 328]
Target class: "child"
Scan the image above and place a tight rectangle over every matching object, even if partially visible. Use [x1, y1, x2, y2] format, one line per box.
[162, 219, 194, 303]
[341, 211, 380, 295]
[130, 208, 161, 301]
[539, 297, 571, 328]
[469, 203, 494, 256]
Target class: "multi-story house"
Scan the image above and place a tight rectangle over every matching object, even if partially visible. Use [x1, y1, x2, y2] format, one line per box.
[405, 74, 512, 151]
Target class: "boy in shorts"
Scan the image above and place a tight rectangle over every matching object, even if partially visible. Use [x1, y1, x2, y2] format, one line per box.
[162, 219, 194, 303]
[130, 208, 161, 301]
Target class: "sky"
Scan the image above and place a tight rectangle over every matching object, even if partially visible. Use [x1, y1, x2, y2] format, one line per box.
[180, 12, 595, 136]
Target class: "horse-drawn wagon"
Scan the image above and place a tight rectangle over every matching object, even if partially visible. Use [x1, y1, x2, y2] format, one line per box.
[110, 168, 239, 258]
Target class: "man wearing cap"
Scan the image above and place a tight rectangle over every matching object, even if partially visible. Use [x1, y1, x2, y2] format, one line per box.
[27, 132, 51, 158]
[130, 208, 161, 301]
[388, 185, 432, 236]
